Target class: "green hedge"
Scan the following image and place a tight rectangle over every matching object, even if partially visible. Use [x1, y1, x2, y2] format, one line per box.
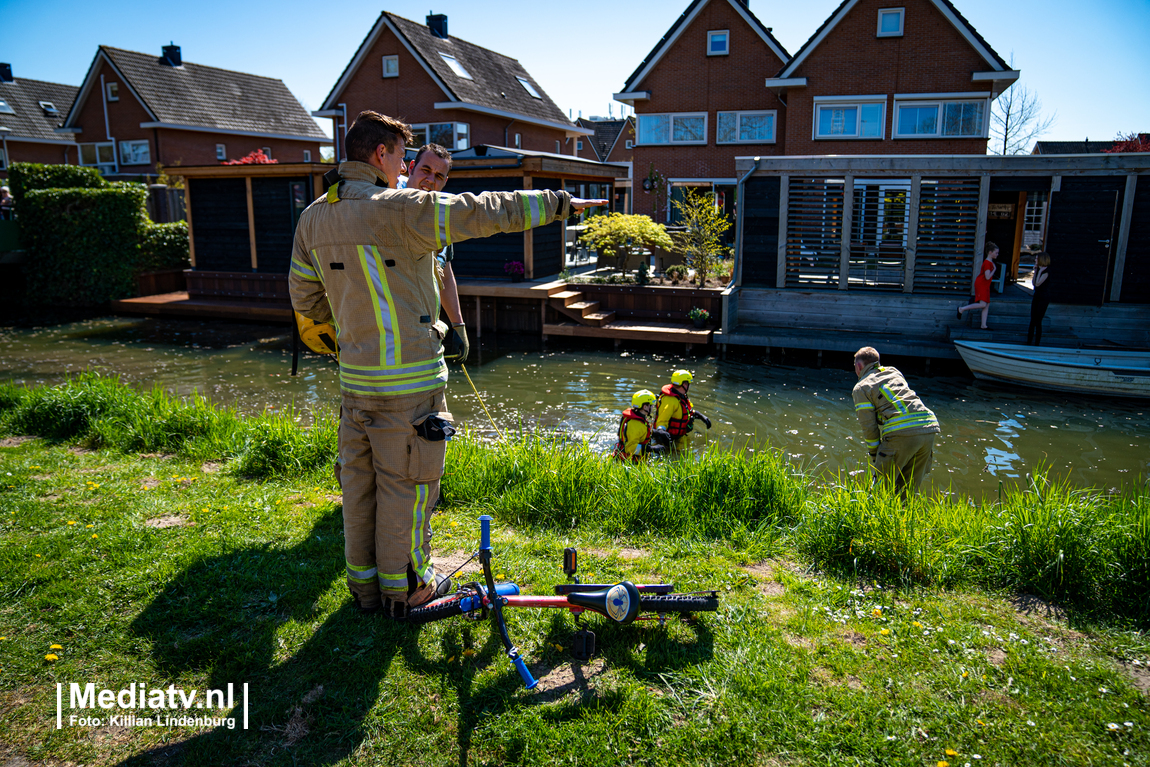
[7, 162, 106, 201]
[20, 185, 149, 306]
[140, 220, 190, 272]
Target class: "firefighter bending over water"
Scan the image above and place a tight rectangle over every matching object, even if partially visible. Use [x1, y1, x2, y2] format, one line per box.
[613, 389, 664, 462]
[653, 369, 711, 453]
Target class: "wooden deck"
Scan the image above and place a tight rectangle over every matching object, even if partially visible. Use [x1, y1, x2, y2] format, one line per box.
[110, 292, 292, 322]
[544, 320, 714, 347]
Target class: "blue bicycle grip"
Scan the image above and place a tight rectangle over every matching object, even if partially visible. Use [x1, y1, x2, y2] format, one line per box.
[479, 515, 492, 551]
[511, 655, 538, 690]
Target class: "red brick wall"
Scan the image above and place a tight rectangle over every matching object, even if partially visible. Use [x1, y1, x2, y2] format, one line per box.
[604, 119, 635, 165]
[331, 24, 573, 155]
[628, 0, 787, 217]
[1, 141, 77, 180]
[783, 0, 994, 155]
[70, 58, 322, 177]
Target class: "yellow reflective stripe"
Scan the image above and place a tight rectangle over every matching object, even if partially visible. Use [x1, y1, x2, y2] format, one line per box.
[854, 401, 875, 411]
[326, 183, 340, 203]
[346, 561, 377, 584]
[434, 193, 452, 250]
[879, 412, 938, 437]
[410, 483, 431, 586]
[881, 385, 909, 414]
[378, 571, 407, 592]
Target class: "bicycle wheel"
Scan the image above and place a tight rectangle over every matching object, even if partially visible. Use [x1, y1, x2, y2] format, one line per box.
[402, 596, 466, 625]
[639, 594, 719, 614]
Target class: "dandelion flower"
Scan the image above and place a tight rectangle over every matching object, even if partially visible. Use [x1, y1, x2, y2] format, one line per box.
[450, 521, 459, 527]
[0, 637, 6, 641]
[946, 749, 958, 756]
[86, 524, 93, 528]
[91, 534, 98, 539]
[873, 608, 882, 616]
[962, 671, 969, 678]
[462, 649, 475, 658]
[35, 554, 41, 558]
[49, 644, 63, 650]
[447, 656, 455, 663]
[880, 629, 890, 636]
[938, 761, 949, 767]
[67, 521, 76, 526]
[45, 654, 58, 661]
[913, 621, 923, 628]
[553, 643, 564, 652]
[977, 720, 986, 726]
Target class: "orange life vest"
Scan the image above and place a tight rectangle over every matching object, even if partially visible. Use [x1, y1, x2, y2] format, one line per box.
[657, 384, 693, 438]
[612, 408, 651, 462]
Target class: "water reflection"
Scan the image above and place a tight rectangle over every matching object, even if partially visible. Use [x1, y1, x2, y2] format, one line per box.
[1, 316, 1147, 499]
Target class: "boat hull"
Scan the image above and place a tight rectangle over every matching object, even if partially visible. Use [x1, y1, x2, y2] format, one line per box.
[953, 341, 1150, 398]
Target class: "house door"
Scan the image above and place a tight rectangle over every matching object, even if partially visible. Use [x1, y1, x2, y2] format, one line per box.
[1043, 186, 1121, 306]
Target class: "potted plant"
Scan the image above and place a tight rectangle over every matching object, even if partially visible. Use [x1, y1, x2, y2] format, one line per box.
[687, 307, 710, 329]
[504, 260, 525, 282]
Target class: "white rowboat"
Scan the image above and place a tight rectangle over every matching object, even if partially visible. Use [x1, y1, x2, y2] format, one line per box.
[953, 340, 1150, 399]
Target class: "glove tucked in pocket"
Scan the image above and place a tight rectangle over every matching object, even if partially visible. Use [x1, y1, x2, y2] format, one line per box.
[407, 413, 455, 483]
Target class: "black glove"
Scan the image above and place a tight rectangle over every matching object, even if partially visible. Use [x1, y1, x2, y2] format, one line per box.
[650, 428, 671, 448]
[693, 412, 712, 429]
[647, 443, 666, 457]
[444, 323, 469, 362]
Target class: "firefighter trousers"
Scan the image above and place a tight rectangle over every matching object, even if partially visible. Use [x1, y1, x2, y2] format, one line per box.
[337, 389, 449, 610]
[872, 432, 935, 495]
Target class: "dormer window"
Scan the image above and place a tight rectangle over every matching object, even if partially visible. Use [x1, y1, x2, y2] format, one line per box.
[0, 98, 15, 115]
[516, 76, 542, 99]
[707, 30, 729, 56]
[106, 82, 119, 101]
[877, 8, 904, 37]
[439, 53, 472, 80]
[39, 101, 59, 116]
[382, 55, 398, 78]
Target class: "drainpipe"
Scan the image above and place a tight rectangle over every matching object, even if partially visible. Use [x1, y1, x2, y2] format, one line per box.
[503, 119, 516, 148]
[730, 156, 760, 289]
[337, 103, 348, 161]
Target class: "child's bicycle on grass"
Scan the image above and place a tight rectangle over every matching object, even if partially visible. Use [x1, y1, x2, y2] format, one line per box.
[402, 515, 720, 690]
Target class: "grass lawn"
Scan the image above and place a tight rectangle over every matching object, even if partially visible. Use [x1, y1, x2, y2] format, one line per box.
[0, 377, 1147, 766]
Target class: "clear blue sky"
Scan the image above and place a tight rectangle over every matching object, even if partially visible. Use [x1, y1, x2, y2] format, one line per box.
[2, 0, 1147, 148]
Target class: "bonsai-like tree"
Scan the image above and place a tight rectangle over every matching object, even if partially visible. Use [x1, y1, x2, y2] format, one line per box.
[670, 187, 732, 287]
[577, 213, 672, 275]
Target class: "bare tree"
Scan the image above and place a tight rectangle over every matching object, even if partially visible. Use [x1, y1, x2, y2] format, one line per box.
[988, 60, 1056, 155]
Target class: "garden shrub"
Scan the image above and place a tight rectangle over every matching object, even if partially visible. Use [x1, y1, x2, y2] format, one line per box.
[140, 221, 190, 272]
[19, 185, 149, 306]
[7, 163, 107, 201]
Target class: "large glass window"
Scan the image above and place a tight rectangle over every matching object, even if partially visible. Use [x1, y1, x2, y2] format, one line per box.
[79, 142, 115, 168]
[409, 122, 469, 150]
[118, 139, 150, 166]
[942, 102, 985, 136]
[897, 104, 938, 136]
[637, 113, 706, 145]
[815, 102, 884, 138]
[894, 99, 986, 138]
[717, 111, 776, 143]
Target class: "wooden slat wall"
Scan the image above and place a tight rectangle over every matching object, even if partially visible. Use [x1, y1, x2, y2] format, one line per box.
[785, 178, 844, 289]
[914, 178, 980, 294]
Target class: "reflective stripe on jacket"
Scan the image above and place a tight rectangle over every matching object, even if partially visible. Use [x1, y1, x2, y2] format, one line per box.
[290, 161, 571, 401]
[655, 384, 693, 438]
[851, 363, 940, 452]
[612, 408, 651, 462]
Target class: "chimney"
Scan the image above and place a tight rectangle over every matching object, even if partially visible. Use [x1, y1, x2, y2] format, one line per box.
[0, 63, 13, 83]
[162, 43, 182, 67]
[427, 13, 448, 39]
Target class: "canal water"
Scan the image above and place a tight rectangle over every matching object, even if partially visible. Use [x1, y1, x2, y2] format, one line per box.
[2, 316, 1147, 499]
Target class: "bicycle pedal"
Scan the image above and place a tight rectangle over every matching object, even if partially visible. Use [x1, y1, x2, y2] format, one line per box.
[572, 629, 596, 660]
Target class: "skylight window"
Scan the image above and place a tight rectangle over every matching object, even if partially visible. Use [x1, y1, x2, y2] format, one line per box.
[516, 76, 542, 99]
[0, 98, 14, 115]
[439, 53, 472, 80]
[39, 101, 58, 115]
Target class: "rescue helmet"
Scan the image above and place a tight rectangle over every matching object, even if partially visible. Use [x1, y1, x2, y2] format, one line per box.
[671, 369, 694, 386]
[631, 389, 657, 408]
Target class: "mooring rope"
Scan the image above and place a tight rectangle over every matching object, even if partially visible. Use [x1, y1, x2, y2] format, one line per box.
[460, 363, 505, 442]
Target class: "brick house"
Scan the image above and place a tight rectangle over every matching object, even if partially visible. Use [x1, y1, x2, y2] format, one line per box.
[0, 64, 79, 180]
[614, 0, 790, 222]
[616, 0, 1018, 222]
[57, 44, 329, 178]
[766, 0, 1018, 156]
[315, 12, 590, 161]
[575, 116, 636, 211]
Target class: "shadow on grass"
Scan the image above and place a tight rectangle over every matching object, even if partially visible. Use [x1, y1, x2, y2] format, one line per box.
[116, 510, 716, 766]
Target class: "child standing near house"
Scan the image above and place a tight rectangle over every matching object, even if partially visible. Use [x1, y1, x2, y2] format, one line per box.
[957, 242, 999, 330]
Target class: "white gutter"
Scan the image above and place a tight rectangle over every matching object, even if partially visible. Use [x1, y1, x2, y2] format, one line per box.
[433, 102, 593, 136]
[100, 73, 118, 174]
[138, 122, 332, 143]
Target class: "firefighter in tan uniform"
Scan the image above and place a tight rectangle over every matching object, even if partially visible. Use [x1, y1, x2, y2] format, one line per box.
[289, 111, 605, 616]
[851, 346, 940, 495]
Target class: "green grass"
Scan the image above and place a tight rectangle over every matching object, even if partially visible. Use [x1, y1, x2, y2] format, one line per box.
[0, 376, 1147, 766]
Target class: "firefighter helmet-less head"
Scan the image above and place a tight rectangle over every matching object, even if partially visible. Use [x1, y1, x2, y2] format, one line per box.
[631, 389, 657, 408]
[671, 369, 693, 386]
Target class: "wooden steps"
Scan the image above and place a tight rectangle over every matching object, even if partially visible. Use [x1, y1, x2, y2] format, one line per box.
[549, 291, 616, 326]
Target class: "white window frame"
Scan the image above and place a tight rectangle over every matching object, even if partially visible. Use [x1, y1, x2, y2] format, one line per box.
[877, 8, 905, 37]
[382, 55, 399, 78]
[892, 97, 989, 139]
[514, 133, 521, 149]
[707, 30, 729, 56]
[78, 142, 116, 171]
[0, 97, 14, 115]
[625, 139, 633, 149]
[106, 82, 119, 101]
[303, 149, 312, 162]
[408, 122, 470, 151]
[118, 139, 150, 166]
[516, 76, 542, 99]
[636, 112, 708, 146]
[577, 139, 584, 150]
[39, 101, 59, 115]
[438, 53, 473, 80]
[216, 144, 227, 161]
[812, 96, 887, 140]
[717, 110, 777, 144]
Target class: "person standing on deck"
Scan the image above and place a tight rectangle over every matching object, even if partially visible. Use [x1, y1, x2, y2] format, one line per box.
[851, 346, 940, 495]
[1027, 251, 1052, 345]
[957, 242, 999, 330]
[289, 110, 605, 617]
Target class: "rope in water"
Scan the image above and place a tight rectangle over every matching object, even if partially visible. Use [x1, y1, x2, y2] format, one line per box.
[460, 363, 505, 442]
